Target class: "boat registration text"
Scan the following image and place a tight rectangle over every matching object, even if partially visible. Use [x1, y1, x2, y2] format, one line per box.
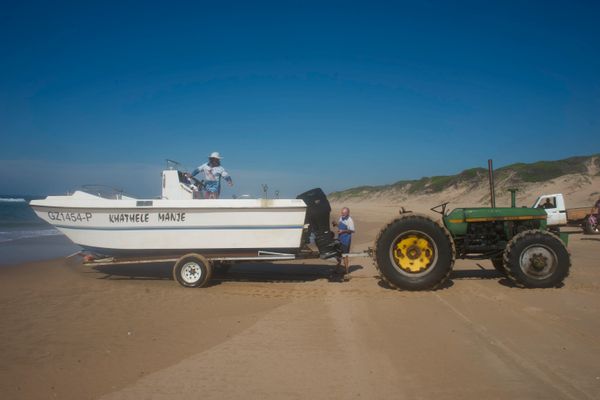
[47, 211, 188, 224]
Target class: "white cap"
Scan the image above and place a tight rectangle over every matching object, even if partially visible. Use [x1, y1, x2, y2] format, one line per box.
[209, 152, 222, 159]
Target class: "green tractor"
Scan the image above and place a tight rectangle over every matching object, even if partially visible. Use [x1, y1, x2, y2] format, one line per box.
[374, 162, 571, 290]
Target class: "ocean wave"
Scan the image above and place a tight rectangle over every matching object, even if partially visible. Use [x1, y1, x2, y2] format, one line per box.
[0, 197, 26, 202]
[0, 228, 63, 243]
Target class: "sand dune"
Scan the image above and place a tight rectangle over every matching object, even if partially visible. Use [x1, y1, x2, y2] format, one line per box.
[334, 174, 600, 217]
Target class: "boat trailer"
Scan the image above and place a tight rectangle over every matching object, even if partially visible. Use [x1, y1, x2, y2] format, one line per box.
[79, 249, 372, 287]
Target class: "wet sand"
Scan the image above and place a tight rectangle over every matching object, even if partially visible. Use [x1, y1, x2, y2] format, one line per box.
[0, 234, 80, 266]
[1, 204, 600, 399]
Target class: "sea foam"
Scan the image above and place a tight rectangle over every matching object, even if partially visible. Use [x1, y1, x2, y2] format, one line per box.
[0, 198, 26, 202]
[0, 228, 63, 243]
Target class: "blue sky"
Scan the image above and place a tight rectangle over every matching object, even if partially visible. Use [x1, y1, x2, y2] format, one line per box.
[1, 1, 598, 198]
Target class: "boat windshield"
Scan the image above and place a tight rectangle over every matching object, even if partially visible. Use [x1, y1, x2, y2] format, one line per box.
[77, 185, 136, 200]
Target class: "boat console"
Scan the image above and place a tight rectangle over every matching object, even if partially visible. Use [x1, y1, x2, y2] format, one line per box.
[162, 170, 202, 200]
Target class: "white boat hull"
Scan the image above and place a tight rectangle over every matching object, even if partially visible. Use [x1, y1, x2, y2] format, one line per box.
[31, 193, 308, 256]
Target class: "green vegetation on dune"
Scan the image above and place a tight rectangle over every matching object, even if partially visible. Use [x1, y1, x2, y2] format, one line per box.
[334, 185, 385, 197]
[406, 175, 450, 194]
[458, 167, 488, 179]
[497, 155, 598, 182]
[329, 154, 599, 199]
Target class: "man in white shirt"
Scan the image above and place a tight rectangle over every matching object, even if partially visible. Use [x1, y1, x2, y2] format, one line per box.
[333, 207, 355, 274]
[190, 152, 233, 199]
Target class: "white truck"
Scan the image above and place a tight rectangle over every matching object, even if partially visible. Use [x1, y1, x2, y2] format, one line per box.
[533, 194, 599, 234]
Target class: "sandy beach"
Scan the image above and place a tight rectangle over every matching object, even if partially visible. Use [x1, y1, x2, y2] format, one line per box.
[1, 202, 600, 399]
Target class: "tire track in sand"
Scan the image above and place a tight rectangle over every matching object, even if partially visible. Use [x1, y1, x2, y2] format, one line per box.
[100, 283, 406, 399]
[435, 293, 597, 400]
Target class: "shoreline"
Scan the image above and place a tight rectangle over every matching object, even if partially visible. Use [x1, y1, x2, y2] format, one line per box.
[0, 234, 80, 267]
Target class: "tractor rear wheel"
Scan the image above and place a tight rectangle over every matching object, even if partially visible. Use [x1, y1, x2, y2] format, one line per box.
[374, 214, 455, 290]
[503, 230, 570, 288]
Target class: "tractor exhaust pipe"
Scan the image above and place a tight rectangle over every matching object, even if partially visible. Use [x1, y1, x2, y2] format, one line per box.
[488, 159, 496, 208]
[509, 188, 518, 208]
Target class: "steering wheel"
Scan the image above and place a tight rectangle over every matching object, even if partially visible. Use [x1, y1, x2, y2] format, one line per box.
[183, 173, 204, 189]
[189, 175, 203, 187]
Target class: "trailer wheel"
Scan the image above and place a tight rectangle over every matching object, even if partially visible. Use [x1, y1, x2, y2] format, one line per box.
[374, 214, 455, 290]
[173, 253, 212, 288]
[491, 257, 507, 276]
[503, 230, 570, 288]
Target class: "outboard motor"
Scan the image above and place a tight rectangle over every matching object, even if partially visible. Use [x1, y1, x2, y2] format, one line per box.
[296, 188, 341, 259]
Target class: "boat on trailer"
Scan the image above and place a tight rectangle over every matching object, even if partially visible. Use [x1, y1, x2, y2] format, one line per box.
[30, 167, 343, 287]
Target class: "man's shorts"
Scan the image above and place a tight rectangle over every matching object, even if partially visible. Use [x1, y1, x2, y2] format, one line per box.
[204, 181, 219, 193]
[341, 241, 351, 254]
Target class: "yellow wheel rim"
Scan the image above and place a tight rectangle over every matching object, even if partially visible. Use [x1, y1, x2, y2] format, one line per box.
[392, 234, 435, 273]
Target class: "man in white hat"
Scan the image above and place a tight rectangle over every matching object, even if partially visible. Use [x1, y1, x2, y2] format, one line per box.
[190, 152, 233, 199]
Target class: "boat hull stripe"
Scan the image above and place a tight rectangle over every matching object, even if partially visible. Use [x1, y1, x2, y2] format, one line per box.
[53, 225, 305, 231]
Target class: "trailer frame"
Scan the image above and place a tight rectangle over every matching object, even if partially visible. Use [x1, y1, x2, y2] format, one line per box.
[80, 248, 372, 287]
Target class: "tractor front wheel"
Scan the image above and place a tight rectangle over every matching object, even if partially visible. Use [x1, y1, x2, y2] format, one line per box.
[374, 214, 455, 290]
[491, 257, 507, 276]
[583, 216, 599, 235]
[503, 230, 570, 288]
